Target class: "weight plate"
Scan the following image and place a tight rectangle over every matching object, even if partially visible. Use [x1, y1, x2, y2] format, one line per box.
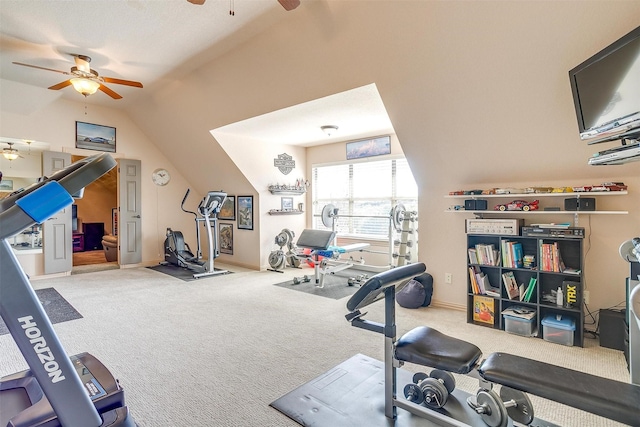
[430, 369, 456, 393]
[500, 386, 534, 425]
[403, 383, 424, 404]
[413, 372, 429, 384]
[268, 250, 285, 269]
[421, 378, 449, 409]
[321, 204, 337, 228]
[391, 203, 406, 232]
[476, 389, 508, 427]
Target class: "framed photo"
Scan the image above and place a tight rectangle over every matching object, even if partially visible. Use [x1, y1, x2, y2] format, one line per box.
[237, 195, 253, 230]
[76, 121, 116, 152]
[219, 223, 233, 255]
[219, 195, 235, 220]
[281, 196, 294, 211]
[0, 179, 14, 191]
[346, 135, 391, 160]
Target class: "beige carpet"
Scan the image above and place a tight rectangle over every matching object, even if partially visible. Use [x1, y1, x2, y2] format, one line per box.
[0, 264, 630, 426]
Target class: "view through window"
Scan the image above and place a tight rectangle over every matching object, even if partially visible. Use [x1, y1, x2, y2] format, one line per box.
[312, 157, 418, 240]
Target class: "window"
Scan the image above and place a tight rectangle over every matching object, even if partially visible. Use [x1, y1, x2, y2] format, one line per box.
[312, 157, 418, 239]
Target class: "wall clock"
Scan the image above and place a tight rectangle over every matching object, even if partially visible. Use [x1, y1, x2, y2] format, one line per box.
[152, 168, 171, 186]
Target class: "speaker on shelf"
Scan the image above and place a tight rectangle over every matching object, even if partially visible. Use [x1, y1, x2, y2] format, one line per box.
[564, 197, 596, 211]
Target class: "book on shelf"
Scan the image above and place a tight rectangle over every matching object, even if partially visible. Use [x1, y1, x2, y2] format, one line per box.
[501, 241, 523, 268]
[473, 295, 495, 325]
[540, 241, 565, 272]
[473, 243, 499, 266]
[523, 277, 537, 302]
[501, 271, 519, 299]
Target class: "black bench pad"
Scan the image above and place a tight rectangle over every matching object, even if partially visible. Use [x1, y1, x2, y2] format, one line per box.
[479, 352, 640, 426]
[395, 326, 483, 374]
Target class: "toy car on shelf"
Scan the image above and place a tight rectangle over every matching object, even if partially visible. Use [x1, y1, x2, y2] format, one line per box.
[494, 199, 539, 211]
[495, 188, 525, 195]
[591, 182, 627, 192]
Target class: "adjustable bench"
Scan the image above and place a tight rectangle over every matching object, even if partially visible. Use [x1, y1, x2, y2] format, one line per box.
[346, 263, 640, 427]
[295, 229, 370, 287]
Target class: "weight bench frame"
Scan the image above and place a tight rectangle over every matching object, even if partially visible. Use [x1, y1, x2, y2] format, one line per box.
[346, 263, 640, 427]
[295, 229, 370, 287]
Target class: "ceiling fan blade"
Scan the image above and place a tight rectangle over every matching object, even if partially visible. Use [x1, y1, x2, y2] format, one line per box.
[102, 77, 143, 88]
[12, 62, 70, 75]
[278, 0, 300, 11]
[187, 0, 206, 4]
[48, 80, 73, 90]
[98, 84, 123, 100]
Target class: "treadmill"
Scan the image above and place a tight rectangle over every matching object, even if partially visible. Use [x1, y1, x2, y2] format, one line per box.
[0, 153, 136, 427]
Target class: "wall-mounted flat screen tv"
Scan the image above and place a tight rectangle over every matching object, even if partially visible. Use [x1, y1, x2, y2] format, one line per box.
[569, 26, 640, 145]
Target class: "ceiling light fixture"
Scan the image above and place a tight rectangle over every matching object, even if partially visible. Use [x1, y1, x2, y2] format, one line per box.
[2, 143, 19, 161]
[321, 125, 339, 137]
[70, 77, 101, 97]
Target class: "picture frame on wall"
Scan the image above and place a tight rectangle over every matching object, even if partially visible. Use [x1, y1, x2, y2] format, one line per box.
[346, 135, 391, 160]
[0, 179, 14, 191]
[237, 195, 253, 230]
[281, 197, 294, 211]
[76, 121, 116, 153]
[219, 223, 233, 255]
[219, 195, 235, 220]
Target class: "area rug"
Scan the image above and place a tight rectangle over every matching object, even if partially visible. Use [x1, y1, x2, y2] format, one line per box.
[273, 273, 360, 300]
[147, 263, 231, 282]
[0, 288, 83, 336]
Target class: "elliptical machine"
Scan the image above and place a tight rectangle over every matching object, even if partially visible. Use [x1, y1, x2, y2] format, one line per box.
[164, 188, 228, 278]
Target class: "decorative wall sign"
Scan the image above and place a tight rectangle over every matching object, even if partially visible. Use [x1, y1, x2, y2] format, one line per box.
[274, 153, 295, 175]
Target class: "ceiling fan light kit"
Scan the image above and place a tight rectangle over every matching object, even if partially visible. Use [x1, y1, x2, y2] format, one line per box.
[2, 143, 20, 161]
[12, 54, 142, 100]
[70, 77, 101, 96]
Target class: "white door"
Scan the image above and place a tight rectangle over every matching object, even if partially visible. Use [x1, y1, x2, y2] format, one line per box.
[42, 151, 72, 274]
[118, 159, 142, 265]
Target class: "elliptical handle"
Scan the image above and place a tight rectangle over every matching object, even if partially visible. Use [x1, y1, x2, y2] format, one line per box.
[180, 188, 197, 219]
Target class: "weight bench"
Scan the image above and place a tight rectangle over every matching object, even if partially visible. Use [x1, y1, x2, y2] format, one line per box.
[295, 229, 370, 288]
[346, 263, 640, 427]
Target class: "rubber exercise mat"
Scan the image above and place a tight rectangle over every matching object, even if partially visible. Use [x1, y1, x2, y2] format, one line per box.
[147, 263, 230, 282]
[273, 274, 359, 300]
[0, 288, 83, 336]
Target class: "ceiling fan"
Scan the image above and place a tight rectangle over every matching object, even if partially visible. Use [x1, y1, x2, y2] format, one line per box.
[187, 0, 300, 11]
[12, 55, 143, 100]
[2, 142, 23, 161]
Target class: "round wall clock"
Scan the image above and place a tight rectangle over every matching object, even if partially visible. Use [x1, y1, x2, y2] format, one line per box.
[152, 168, 171, 186]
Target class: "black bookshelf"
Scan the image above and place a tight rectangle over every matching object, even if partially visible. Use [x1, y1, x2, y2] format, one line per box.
[467, 233, 585, 347]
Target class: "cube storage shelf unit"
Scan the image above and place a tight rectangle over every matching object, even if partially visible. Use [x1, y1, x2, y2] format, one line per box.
[467, 233, 585, 346]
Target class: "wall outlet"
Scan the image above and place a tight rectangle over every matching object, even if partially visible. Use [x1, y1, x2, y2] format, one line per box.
[445, 273, 452, 284]
[584, 290, 590, 305]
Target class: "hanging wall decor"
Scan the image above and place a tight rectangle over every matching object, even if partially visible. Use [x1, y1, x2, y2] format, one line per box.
[274, 153, 295, 175]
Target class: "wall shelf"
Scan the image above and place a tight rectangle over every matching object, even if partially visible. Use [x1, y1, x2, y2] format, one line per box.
[269, 189, 306, 195]
[445, 191, 627, 198]
[268, 210, 304, 215]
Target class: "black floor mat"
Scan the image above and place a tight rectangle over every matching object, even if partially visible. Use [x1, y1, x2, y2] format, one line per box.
[147, 263, 230, 282]
[0, 288, 83, 336]
[273, 273, 360, 300]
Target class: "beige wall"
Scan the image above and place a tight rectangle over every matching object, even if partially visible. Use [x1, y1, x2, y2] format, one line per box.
[2, 1, 639, 314]
[0, 94, 199, 267]
[127, 1, 639, 312]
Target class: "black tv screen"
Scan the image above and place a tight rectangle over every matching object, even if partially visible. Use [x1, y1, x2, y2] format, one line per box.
[569, 26, 640, 144]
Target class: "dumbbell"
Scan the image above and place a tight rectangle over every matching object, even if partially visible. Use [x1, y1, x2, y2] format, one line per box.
[292, 275, 310, 285]
[403, 370, 456, 409]
[466, 387, 534, 427]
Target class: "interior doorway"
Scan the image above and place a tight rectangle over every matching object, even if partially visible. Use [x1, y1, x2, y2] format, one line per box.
[71, 155, 118, 272]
